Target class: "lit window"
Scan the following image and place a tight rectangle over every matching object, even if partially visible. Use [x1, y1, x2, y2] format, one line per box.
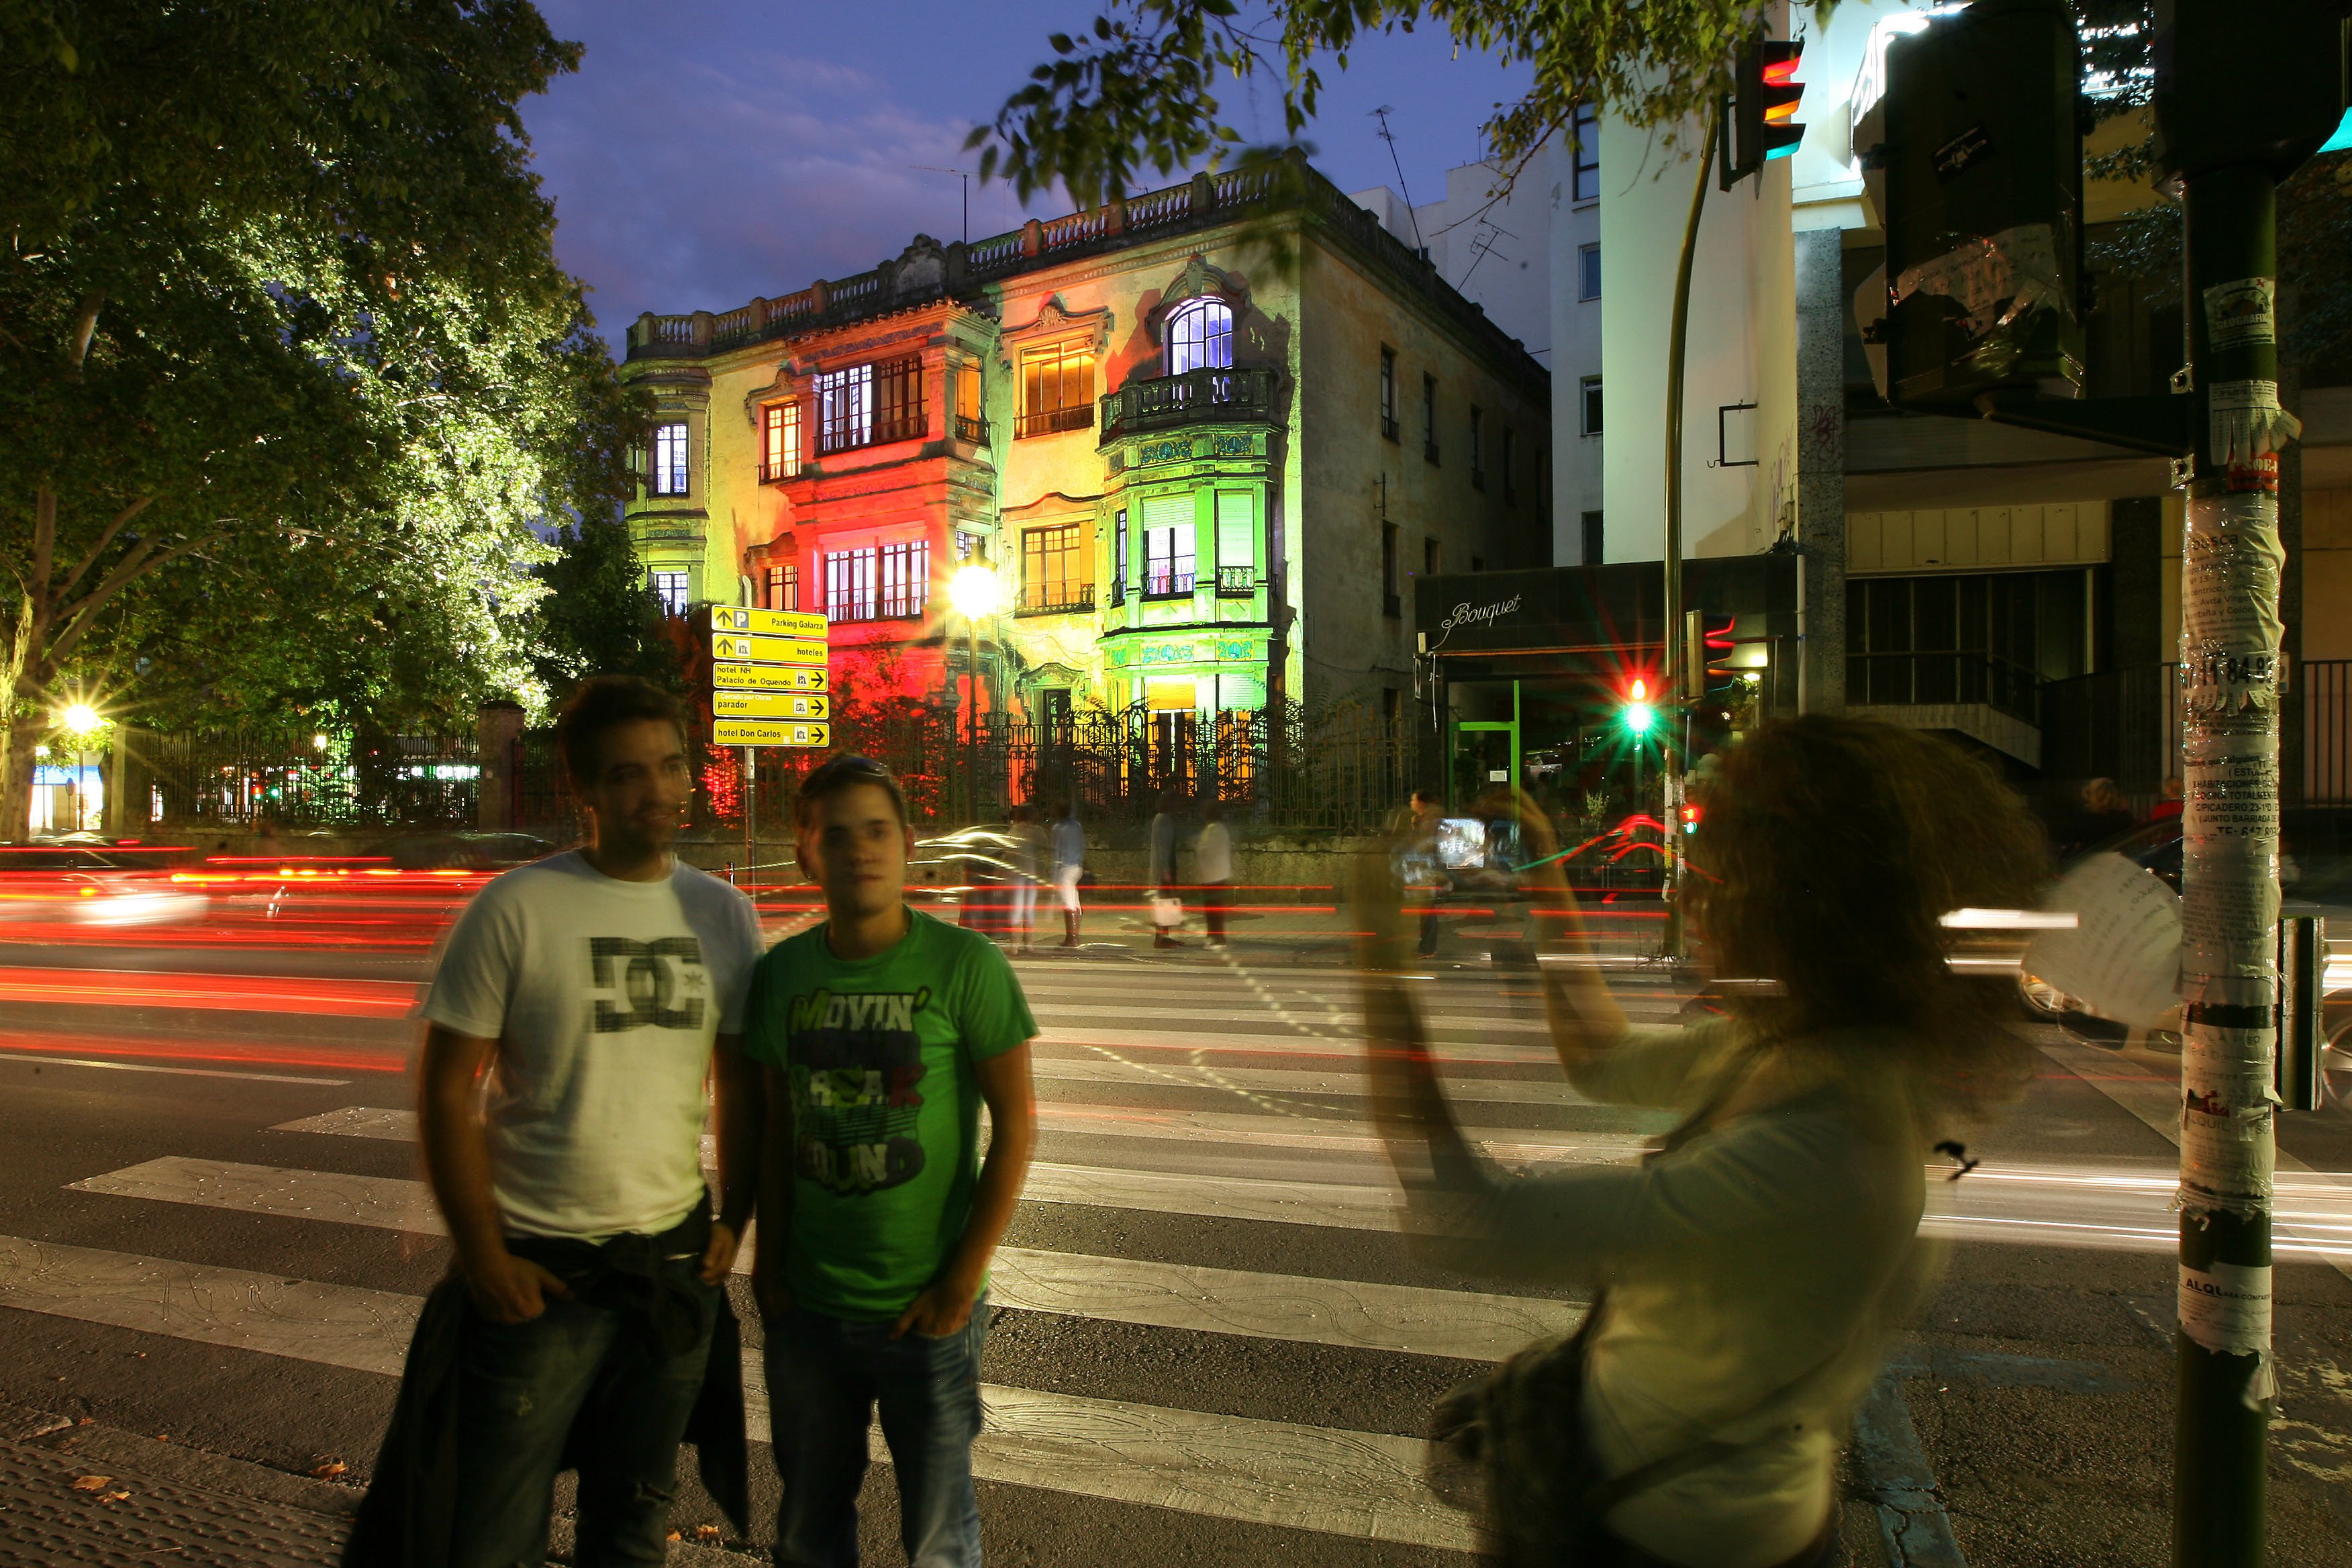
[1578, 242, 1601, 301]
[824, 547, 877, 622]
[761, 402, 801, 481]
[1020, 343, 1095, 436]
[1580, 375, 1603, 436]
[816, 366, 872, 454]
[650, 422, 690, 496]
[1166, 297, 1233, 375]
[765, 562, 799, 611]
[1141, 493, 1195, 595]
[954, 362, 985, 443]
[1022, 524, 1089, 611]
[873, 356, 924, 444]
[879, 539, 930, 618]
[1571, 103, 1600, 203]
[649, 569, 690, 616]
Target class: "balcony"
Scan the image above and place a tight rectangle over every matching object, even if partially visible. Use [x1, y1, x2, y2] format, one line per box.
[1099, 366, 1278, 442]
[1016, 405, 1092, 439]
[1142, 567, 1197, 599]
[1016, 583, 1096, 617]
[954, 413, 989, 445]
[1214, 566, 1257, 598]
[756, 458, 801, 484]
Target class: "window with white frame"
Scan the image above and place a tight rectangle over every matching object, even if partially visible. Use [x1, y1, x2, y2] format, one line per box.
[1166, 297, 1234, 375]
[879, 539, 930, 618]
[650, 422, 690, 496]
[1141, 493, 1195, 595]
[1578, 242, 1601, 301]
[1580, 375, 1604, 436]
[1571, 103, 1600, 203]
[649, 569, 690, 616]
[824, 547, 878, 622]
[815, 364, 873, 454]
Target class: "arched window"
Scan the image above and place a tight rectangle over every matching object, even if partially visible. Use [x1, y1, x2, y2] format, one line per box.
[1165, 297, 1233, 375]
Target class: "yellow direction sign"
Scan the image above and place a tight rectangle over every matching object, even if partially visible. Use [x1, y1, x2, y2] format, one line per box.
[712, 663, 828, 693]
[711, 632, 826, 667]
[714, 690, 830, 721]
[715, 719, 830, 748]
[712, 606, 829, 640]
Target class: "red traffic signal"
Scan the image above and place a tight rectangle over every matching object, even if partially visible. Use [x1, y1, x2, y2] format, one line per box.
[1722, 36, 1806, 189]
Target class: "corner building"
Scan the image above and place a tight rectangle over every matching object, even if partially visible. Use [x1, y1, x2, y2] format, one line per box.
[618, 158, 1549, 740]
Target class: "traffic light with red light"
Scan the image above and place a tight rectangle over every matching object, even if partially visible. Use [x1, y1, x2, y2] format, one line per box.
[1679, 803, 1703, 834]
[1680, 611, 1740, 701]
[1621, 677, 1657, 738]
[1721, 35, 1805, 189]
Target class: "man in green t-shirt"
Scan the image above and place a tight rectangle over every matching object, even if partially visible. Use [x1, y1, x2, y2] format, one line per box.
[746, 754, 1038, 1567]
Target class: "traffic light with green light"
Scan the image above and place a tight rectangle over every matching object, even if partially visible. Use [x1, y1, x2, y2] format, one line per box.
[1621, 677, 1657, 738]
[1720, 35, 1805, 189]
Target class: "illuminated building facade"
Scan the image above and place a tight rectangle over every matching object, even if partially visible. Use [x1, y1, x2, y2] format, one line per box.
[618, 156, 1549, 734]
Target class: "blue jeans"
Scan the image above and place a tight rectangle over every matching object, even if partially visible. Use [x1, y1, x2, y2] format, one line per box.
[448, 1261, 718, 1568]
[763, 1299, 988, 1568]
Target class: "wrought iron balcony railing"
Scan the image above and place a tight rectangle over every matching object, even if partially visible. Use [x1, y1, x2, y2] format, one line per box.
[1016, 405, 1092, 438]
[1099, 366, 1278, 441]
[954, 413, 989, 445]
[1016, 583, 1097, 616]
[1142, 567, 1197, 599]
[1214, 566, 1257, 598]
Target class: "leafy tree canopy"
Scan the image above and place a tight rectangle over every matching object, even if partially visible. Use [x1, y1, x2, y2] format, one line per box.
[0, 0, 646, 835]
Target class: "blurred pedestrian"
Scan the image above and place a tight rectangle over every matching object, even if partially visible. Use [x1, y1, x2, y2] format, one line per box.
[1050, 799, 1086, 948]
[1359, 716, 2047, 1568]
[746, 754, 1038, 1568]
[1406, 789, 1447, 958]
[1148, 789, 1182, 950]
[1195, 798, 1234, 947]
[350, 677, 764, 1567]
[2149, 775, 2184, 822]
[1006, 802, 1048, 954]
[2071, 776, 2137, 852]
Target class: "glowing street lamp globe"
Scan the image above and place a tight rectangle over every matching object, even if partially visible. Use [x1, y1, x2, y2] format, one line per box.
[947, 560, 1006, 619]
[59, 702, 104, 738]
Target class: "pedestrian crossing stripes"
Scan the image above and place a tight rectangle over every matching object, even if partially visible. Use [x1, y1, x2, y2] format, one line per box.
[0, 1234, 1475, 1551]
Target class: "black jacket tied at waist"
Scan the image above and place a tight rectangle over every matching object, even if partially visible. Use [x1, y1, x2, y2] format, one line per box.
[344, 1204, 748, 1567]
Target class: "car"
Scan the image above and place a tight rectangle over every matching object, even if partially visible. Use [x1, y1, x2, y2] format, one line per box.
[912, 826, 1032, 936]
[0, 843, 210, 927]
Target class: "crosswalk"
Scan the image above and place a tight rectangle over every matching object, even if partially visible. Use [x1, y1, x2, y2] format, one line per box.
[9, 955, 2351, 1559]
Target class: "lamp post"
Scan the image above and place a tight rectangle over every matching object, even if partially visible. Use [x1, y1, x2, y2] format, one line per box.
[58, 702, 106, 834]
[947, 554, 1005, 826]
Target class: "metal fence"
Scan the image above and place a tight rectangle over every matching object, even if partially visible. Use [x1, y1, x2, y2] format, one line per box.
[136, 728, 481, 831]
[2039, 658, 2352, 806]
[507, 701, 1420, 838]
[2306, 658, 2352, 805]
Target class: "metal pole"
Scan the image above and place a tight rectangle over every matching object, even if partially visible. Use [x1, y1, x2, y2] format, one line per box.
[1659, 105, 1718, 962]
[2171, 155, 2285, 1568]
[968, 613, 981, 826]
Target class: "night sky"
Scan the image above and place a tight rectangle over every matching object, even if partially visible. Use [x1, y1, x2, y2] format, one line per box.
[522, 1, 1533, 341]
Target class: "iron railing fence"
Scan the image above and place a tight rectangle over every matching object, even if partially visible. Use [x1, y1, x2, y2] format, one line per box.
[138, 728, 481, 831]
[2304, 658, 2352, 805]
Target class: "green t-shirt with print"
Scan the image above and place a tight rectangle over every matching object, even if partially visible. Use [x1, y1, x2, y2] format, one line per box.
[743, 909, 1037, 1320]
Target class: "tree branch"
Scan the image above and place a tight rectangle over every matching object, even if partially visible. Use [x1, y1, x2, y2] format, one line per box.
[67, 292, 105, 373]
[54, 496, 157, 603]
[31, 489, 56, 605]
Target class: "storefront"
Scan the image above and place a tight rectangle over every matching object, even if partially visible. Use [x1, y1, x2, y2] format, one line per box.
[1412, 556, 1800, 816]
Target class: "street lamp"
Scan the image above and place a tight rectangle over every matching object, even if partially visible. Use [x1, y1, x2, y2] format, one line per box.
[947, 555, 1006, 824]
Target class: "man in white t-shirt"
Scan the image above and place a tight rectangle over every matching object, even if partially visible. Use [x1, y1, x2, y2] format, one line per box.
[374, 677, 765, 1566]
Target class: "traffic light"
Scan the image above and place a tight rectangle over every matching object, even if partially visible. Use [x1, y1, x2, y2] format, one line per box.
[1680, 610, 1738, 701]
[1679, 803, 1703, 835]
[1850, 0, 2086, 410]
[1720, 34, 1805, 189]
[1621, 677, 1657, 738]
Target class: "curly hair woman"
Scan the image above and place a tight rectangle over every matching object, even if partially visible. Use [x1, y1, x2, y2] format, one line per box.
[1359, 716, 2049, 1568]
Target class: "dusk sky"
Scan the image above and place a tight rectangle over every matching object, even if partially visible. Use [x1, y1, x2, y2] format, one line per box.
[522, 1, 1534, 341]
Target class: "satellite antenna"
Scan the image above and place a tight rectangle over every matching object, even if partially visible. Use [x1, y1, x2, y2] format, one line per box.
[912, 165, 971, 245]
[1369, 107, 1425, 252]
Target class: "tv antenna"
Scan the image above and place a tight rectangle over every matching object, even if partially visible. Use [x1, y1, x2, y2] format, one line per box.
[912, 165, 971, 245]
[1369, 107, 1425, 252]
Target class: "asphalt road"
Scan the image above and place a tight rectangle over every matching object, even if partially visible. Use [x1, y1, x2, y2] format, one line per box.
[1, 926, 2351, 1567]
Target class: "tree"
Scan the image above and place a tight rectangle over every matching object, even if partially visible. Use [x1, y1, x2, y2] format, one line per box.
[967, 0, 1794, 210]
[0, 1, 644, 838]
[530, 513, 683, 700]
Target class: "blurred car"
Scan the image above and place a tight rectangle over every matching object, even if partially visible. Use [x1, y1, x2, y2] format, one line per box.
[912, 826, 1031, 936]
[0, 843, 209, 927]
[362, 832, 557, 871]
[2019, 810, 2352, 1105]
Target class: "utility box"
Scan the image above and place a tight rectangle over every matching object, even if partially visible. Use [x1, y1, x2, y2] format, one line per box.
[1853, 0, 2087, 410]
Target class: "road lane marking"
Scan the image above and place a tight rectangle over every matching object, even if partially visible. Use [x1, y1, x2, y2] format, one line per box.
[0, 1234, 1472, 1551]
[267, 1104, 1656, 1165]
[62, 1155, 1579, 1359]
[0, 1049, 348, 1085]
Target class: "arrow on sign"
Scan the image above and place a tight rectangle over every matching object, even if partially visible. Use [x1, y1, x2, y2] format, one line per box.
[712, 663, 828, 693]
[712, 606, 830, 640]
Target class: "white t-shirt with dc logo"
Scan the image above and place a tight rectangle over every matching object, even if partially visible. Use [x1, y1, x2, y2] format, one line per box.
[422, 850, 765, 1241]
